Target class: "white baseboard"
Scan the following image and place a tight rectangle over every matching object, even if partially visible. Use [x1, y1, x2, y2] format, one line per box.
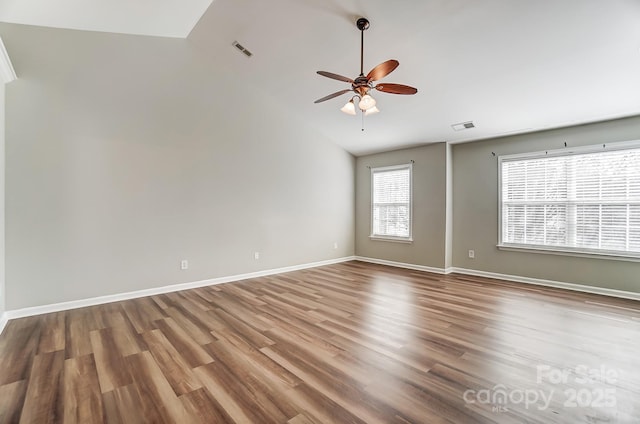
[450, 267, 640, 302]
[354, 256, 448, 274]
[4, 255, 637, 336]
[354, 256, 640, 302]
[0, 312, 7, 336]
[3, 256, 357, 326]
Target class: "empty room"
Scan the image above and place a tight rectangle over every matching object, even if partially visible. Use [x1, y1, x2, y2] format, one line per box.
[0, 0, 639, 423]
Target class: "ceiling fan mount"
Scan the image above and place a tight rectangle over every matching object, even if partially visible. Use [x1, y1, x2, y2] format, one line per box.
[356, 17, 370, 32]
[314, 17, 417, 115]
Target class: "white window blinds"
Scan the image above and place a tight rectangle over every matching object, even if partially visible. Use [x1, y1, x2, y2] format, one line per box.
[371, 164, 412, 240]
[500, 144, 640, 256]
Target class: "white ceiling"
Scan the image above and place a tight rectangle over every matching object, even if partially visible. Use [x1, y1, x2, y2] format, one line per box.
[0, 0, 212, 37]
[3, 0, 640, 155]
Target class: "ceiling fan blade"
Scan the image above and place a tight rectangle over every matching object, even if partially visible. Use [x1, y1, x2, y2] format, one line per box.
[314, 89, 352, 104]
[375, 83, 418, 95]
[317, 71, 354, 83]
[366, 59, 399, 82]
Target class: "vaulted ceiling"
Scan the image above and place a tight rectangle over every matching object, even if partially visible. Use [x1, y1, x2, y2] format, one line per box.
[2, 0, 640, 155]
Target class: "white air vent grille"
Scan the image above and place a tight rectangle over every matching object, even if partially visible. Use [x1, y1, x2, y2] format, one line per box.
[232, 41, 253, 57]
[452, 121, 475, 131]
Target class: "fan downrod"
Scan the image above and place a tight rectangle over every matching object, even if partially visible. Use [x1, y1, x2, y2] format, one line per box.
[356, 18, 370, 76]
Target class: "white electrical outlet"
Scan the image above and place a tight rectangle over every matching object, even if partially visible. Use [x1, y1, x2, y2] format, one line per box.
[333, 242, 338, 250]
[254, 252, 260, 260]
[468, 250, 475, 259]
[181, 259, 189, 270]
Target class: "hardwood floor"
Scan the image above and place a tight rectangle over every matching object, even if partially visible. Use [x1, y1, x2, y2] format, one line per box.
[1, 261, 639, 423]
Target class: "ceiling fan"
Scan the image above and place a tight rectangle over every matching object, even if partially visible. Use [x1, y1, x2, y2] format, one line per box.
[314, 17, 418, 117]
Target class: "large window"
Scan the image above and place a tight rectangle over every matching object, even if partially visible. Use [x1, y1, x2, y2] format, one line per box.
[371, 164, 412, 241]
[499, 142, 640, 258]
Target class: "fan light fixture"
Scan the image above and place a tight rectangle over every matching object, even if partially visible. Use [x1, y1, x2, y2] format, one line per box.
[340, 99, 357, 115]
[341, 94, 379, 115]
[358, 94, 376, 110]
[365, 105, 380, 116]
[314, 17, 417, 122]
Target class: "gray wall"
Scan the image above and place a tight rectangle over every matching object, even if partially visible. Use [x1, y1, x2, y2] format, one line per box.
[452, 116, 640, 293]
[444, 142, 453, 269]
[355, 143, 447, 269]
[0, 82, 4, 317]
[1, 24, 355, 310]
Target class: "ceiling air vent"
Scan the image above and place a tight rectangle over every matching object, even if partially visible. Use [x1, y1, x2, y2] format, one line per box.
[232, 41, 253, 58]
[451, 121, 475, 131]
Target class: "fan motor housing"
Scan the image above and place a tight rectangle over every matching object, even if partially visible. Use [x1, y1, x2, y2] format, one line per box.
[352, 76, 371, 96]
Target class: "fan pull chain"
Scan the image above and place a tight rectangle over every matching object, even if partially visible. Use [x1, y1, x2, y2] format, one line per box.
[361, 112, 365, 131]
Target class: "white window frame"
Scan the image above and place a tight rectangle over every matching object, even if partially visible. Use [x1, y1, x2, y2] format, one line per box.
[370, 163, 413, 243]
[498, 139, 640, 261]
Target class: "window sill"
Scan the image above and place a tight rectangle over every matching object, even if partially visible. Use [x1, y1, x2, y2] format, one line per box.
[497, 243, 640, 263]
[369, 235, 413, 244]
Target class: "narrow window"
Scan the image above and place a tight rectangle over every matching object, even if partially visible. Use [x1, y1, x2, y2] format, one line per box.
[370, 164, 413, 242]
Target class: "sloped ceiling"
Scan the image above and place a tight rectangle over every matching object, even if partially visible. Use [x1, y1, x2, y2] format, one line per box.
[0, 0, 212, 37]
[3, 0, 640, 155]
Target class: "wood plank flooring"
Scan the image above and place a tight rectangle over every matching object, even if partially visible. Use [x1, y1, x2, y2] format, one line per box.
[1, 261, 639, 423]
